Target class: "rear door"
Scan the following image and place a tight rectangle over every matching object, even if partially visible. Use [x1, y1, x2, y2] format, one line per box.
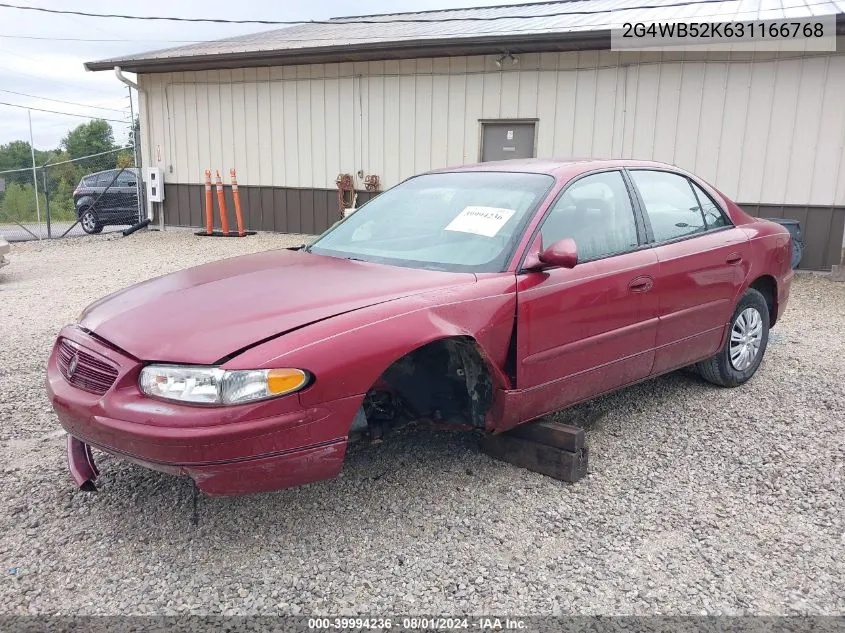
[515, 170, 659, 422]
[113, 169, 139, 223]
[627, 169, 749, 374]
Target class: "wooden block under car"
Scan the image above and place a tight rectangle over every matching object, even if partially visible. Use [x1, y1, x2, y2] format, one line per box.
[480, 433, 588, 483]
[506, 420, 585, 452]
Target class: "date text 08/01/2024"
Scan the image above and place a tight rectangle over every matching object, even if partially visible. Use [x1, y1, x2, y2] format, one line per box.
[308, 616, 528, 630]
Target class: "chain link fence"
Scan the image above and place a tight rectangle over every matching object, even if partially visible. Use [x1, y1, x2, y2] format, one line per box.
[0, 147, 144, 242]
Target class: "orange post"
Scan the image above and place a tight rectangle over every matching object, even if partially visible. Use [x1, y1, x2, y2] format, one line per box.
[203, 169, 213, 235]
[215, 170, 230, 234]
[230, 168, 245, 236]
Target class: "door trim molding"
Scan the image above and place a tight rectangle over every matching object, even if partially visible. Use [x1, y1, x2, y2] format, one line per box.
[523, 317, 659, 366]
[520, 346, 655, 393]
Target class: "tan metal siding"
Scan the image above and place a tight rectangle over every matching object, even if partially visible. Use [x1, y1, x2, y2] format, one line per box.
[446, 59, 467, 167]
[714, 62, 751, 197]
[430, 60, 450, 171]
[463, 58, 484, 162]
[142, 48, 845, 205]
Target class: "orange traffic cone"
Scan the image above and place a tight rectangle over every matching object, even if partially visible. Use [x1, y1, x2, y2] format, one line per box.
[203, 169, 213, 235]
[230, 168, 245, 237]
[215, 170, 230, 235]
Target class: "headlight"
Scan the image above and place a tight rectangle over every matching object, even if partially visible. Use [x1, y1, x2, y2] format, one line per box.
[139, 365, 309, 406]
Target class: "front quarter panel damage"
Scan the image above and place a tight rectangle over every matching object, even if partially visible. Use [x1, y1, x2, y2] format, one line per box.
[226, 274, 519, 432]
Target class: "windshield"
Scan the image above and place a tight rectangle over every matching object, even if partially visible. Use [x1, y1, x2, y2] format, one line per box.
[308, 171, 554, 272]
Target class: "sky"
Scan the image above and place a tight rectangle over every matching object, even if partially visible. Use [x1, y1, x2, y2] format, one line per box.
[0, 0, 530, 151]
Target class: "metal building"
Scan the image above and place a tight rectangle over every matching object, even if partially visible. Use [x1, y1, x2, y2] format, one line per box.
[87, 0, 845, 270]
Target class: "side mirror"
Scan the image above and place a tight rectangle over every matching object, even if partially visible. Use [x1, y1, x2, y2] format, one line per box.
[538, 238, 578, 269]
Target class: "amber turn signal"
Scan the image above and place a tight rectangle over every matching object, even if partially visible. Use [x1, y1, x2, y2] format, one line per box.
[267, 368, 308, 394]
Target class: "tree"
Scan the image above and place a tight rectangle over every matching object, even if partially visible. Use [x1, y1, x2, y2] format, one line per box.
[45, 151, 80, 190]
[116, 151, 134, 168]
[50, 178, 77, 221]
[0, 141, 49, 186]
[61, 120, 116, 159]
[0, 181, 46, 223]
[0, 140, 33, 171]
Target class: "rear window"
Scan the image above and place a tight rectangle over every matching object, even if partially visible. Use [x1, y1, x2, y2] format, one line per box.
[689, 180, 731, 229]
[114, 170, 136, 187]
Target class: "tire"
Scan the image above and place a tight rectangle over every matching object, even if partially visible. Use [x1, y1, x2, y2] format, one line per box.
[80, 208, 103, 235]
[697, 288, 769, 388]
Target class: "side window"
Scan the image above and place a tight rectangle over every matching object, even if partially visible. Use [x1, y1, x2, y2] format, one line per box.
[540, 171, 640, 262]
[114, 170, 136, 187]
[689, 180, 730, 229]
[95, 172, 116, 187]
[630, 170, 707, 242]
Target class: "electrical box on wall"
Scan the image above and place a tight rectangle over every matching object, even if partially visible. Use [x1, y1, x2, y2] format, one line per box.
[145, 167, 165, 202]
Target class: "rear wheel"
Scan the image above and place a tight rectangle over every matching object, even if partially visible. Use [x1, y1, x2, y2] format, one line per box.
[80, 208, 102, 234]
[697, 288, 769, 387]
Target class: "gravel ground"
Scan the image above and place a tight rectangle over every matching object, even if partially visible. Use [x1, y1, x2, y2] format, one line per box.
[1, 221, 130, 243]
[0, 230, 843, 616]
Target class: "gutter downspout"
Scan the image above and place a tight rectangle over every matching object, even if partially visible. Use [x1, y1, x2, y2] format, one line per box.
[114, 67, 154, 223]
[114, 66, 138, 91]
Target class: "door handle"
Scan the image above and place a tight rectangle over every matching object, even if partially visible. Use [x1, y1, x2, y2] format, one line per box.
[628, 276, 654, 293]
[726, 252, 743, 265]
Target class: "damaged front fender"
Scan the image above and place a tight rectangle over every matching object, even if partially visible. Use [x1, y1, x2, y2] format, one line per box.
[229, 274, 521, 430]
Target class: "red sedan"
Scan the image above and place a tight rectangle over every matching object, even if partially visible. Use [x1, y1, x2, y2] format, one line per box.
[47, 160, 793, 496]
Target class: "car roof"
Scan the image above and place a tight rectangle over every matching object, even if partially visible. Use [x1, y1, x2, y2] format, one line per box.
[84, 167, 138, 177]
[428, 158, 683, 178]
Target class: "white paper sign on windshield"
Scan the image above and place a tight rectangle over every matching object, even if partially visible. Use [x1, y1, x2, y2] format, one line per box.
[444, 206, 516, 237]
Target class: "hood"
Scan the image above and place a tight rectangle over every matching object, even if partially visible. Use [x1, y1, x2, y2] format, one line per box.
[80, 249, 474, 364]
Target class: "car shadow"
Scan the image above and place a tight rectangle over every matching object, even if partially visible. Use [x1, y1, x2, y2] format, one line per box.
[76, 369, 713, 536]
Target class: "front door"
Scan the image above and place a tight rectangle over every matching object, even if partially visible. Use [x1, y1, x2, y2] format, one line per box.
[627, 169, 750, 374]
[481, 122, 535, 162]
[515, 170, 659, 424]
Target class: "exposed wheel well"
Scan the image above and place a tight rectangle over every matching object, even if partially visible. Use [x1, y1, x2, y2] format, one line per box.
[362, 337, 494, 430]
[749, 275, 778, 326]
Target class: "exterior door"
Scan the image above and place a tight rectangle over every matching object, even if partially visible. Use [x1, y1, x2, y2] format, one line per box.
[481, 122, 535, 161]
[627, 169, 750, 374]
[515, 170, 659, 423]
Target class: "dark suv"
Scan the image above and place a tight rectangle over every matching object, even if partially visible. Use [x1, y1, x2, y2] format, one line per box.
[73, 168, 140, 234]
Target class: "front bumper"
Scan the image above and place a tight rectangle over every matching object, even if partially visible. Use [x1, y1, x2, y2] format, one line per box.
[48, 326, 361, 496]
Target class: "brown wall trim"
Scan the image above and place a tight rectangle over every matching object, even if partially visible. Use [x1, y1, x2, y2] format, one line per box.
[740, 203, 845, 271]
[162, 183, 378, 236]
[162, 184, 844, 270]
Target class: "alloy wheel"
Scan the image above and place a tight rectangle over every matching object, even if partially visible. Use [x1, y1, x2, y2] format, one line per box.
[82, 211, 96, 233]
